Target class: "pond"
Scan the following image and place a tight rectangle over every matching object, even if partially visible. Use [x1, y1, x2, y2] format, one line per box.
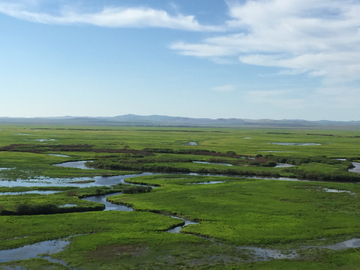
[269, 143, 321, 146]
[275, 163, 295, 168]
[258, 151, 296, 153]
[324, 188, 355, 195]
[59, 204, 78, 208]
[48, 154, 70, 157]
[53, 161, 94, 170]
[0, 173, 157, 188]
[13, 133, 30, 136]
[193, 161, 233, 166]
[183, 142, 198, 146]
[188, 181, 226, 185]
[0, 191, 60, 196]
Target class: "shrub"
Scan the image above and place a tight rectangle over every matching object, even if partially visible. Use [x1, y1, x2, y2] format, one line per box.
[66, 190, 79, 197]
[122, 186, 152, 194]
[264, 161, 277, 167]
[16, 204, 59, 215]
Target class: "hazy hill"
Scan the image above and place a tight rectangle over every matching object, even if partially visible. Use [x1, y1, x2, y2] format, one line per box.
[0, 114, 360, 129]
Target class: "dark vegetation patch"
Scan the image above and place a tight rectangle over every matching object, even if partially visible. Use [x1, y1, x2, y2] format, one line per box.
[32, 128, 114, 131]
[0, 144, 153, 156]
[0, 186, 73, 193]
[89, 160, 281, 178]
[0, 144, 94, 153]
[307, 133, 335, 136]
[137, 130, 205, 132]
[283, 168, 360, 182]
[346, 157, 360, 161]
[267, 132, 293, 135]
[122, 186, 152, 194]
[264, 154, 353, 167]
[143, 148, 243, 158]
[0, 203, 104, 216]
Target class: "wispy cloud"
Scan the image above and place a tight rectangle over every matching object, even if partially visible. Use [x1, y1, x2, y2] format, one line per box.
[0, 1, 220, 31]
[171, 0, 360, 83]
[212, 85, 236, 91]
[245, 90, 307, 109]
[245, 85, 360, 112]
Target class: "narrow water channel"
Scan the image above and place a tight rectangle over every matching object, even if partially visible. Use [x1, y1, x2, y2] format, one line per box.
[81, 192, 133, 211]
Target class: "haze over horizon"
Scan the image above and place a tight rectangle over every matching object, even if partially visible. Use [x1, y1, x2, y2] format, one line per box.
[1, 0, 359, 121]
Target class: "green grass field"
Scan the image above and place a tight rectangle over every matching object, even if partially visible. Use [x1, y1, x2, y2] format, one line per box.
[1, 125, 360, 269]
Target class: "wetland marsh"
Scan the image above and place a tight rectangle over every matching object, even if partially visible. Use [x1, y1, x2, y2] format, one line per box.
[1, 126, 360, 269]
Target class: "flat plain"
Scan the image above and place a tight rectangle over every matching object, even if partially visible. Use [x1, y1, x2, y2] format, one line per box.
[1, 125, 360, 269]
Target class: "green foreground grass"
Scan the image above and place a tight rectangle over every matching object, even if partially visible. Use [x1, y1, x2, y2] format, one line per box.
[113, 175, 360, 247]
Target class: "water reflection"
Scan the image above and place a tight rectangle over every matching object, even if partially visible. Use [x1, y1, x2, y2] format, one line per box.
[270, 143, 321, 146]
[48, 154, 70, 157]
[53, 161, 94, 170]
[0, 239, 69, 263]
[323, 188, 355, 195]
[183, 142, 198, 146]
[193, 161, 233, 166]
[82, 192, 133, 211]
[275, 163, 295, 168]
[349, 162, 360, 174]
[0, 191, 60, 196]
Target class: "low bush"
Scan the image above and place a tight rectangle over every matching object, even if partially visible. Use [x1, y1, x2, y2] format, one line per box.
[15, 204, 59, 215]
[122, 185, 152, 194]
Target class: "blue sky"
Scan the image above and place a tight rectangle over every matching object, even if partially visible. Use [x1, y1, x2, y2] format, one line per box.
[1, 0, 359, 121]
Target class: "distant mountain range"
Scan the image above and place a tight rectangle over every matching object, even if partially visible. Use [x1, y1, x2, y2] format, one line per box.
[0, 114, 360, 129]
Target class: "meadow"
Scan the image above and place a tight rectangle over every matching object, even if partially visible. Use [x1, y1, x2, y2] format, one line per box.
[0, 125, 360, 269]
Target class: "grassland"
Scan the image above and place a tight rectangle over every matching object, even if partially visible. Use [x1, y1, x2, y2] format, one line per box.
[1, 125, 360, 269]
[112, 175, 360, 247]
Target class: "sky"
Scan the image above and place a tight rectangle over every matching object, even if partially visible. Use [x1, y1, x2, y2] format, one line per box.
[1, 0, 360, 121]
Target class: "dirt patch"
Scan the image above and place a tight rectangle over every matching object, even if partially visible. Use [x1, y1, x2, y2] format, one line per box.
[88, 244, 148, 261]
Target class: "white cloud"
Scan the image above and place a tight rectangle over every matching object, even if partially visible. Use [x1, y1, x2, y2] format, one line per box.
[171, 0, 360, 83]
[245, 90, 307, 109]
[245, 84, 360, 113]
[212, 85, 236, 91]
[310, 84, 360, 109]
[0, 1, 220, 31]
